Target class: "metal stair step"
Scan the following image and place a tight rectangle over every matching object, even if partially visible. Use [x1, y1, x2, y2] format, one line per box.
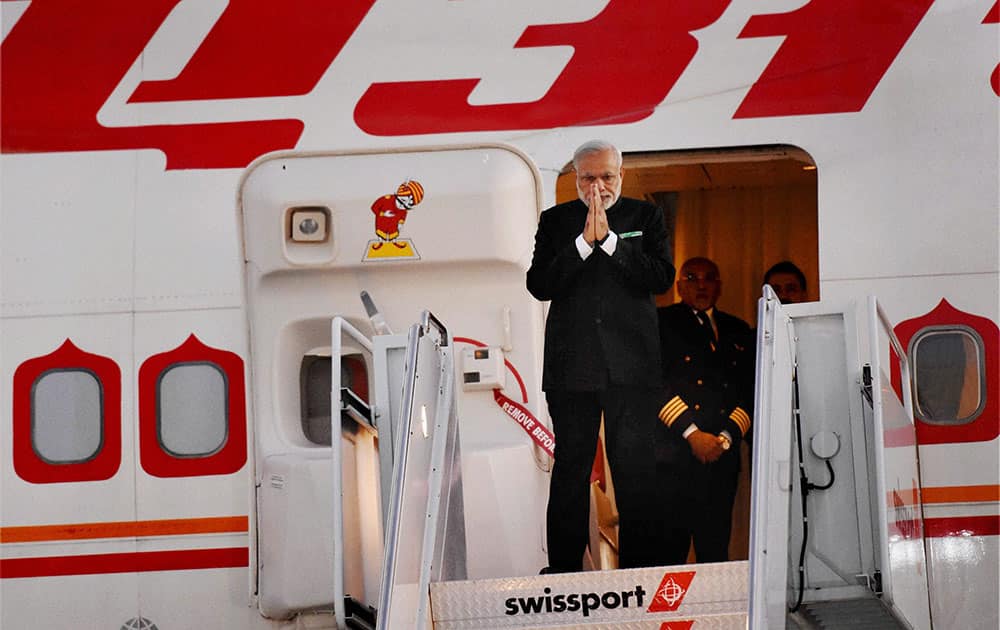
[794, 598, 908, 630]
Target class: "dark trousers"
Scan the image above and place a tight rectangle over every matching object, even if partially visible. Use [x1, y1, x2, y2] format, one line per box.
[545, 386, 659, 571]
[655, 454, 740, 565]
[652, 457, 694, 567]
[690, 460, 739, 563]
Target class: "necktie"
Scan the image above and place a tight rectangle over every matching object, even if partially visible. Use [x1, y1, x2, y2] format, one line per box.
[696, 310, 717, 347]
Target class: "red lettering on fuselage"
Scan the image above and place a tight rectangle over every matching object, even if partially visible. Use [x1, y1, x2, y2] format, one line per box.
[0, 0, 955, 168]
[129, 0, 375, 102]
[1, 0, 374, 169]
[734, 0, 935, 117]
[986, 2, 999, 96]
[354, 0, 731, 134]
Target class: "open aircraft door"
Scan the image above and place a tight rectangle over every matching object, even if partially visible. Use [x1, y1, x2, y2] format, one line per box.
[237, 144, 549, 626]
[749, 291, 932, 629]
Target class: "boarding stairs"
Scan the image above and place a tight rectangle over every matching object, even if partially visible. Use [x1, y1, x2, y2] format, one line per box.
[322, 292, 932, 629]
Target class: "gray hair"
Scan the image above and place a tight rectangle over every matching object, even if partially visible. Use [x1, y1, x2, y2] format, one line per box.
[572, 140, 622, 170]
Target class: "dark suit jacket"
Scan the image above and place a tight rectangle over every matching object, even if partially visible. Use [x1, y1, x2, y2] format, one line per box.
[655, 303, 754, 470]
[527, 197, 674, 391]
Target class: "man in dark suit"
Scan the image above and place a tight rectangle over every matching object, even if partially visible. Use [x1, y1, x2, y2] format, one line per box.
[527, 140, 674, 571]
[655, 257, 753, 565]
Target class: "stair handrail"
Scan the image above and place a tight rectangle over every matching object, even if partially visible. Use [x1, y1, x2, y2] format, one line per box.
[376, 321, 422, 630]
[415, 321, 455, 624]
[376, 311, 457, 630]
[867, 296, 932, 628]
[331, 316, 374, 630]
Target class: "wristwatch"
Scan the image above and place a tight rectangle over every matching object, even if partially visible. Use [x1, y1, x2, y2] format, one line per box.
[719, 434, 732, 451]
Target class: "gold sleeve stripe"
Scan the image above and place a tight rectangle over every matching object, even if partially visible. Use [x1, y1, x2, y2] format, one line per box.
[658, 396, 688, 427]
[729, 407, 751, 436]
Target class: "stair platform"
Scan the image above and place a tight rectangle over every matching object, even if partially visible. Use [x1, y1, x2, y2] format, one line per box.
[429, 560, 748, 629]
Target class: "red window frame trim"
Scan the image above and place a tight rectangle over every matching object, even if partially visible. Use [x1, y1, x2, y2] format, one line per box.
[892, 299, 999, 445]
[12, 339, 122, 483]
[138, 334, 246, 477]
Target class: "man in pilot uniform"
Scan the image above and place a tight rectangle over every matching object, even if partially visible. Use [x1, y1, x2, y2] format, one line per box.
[655, 256, 753, 565]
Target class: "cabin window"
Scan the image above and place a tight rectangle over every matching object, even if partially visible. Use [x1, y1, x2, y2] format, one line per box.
[32, 369, 103, 463]
[910, 327, 985, 425]
[300, 354, 369, 445]
[158, 363, 228, 456]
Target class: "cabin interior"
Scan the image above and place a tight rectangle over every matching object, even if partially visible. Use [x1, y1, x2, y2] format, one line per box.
[556, 145, 819, 323]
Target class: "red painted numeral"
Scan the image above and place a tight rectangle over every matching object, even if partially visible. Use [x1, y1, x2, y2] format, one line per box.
[355, 0, 730, 135]
[130, 0, 374, 102]
[986, 2, 1000, 22]
[1, 1, 371, 169]
[734, 0, 935, 118]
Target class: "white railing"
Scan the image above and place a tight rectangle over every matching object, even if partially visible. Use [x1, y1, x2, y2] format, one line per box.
[330, 316, 374, 630]
[377, 311, 463, 630]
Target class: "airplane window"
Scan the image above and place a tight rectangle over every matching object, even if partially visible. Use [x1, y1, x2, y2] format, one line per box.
[911, 327, 985, 425]
[301, 355, 332, 445]
[32, 369, 103, 462]
[300, 354, 366, 445]
[158, 363, 228, 456]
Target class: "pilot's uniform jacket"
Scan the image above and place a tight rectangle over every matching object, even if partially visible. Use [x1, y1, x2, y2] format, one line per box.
[656, 303, 753, 459]
[654, 302, 754, 563]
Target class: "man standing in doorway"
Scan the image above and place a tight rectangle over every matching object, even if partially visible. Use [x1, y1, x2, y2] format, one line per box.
[527, 140, 674, 571]
[655, 257, 754, 565]
[763, 260, 808, 304]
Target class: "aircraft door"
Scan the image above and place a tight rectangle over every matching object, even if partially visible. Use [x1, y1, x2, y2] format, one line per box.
[748, 288, 796, 628]
[239, 144, 549, 621]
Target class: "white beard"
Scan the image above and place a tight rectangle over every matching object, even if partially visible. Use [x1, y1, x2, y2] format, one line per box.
[576, 186, 618, 209]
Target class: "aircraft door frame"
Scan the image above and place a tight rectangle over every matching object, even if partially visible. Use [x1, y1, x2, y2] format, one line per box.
[239, 144, 548, 621]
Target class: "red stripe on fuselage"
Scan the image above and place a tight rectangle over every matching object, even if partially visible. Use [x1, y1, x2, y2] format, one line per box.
[924, 515, 1000, 538]
[0, 547, 248, 579]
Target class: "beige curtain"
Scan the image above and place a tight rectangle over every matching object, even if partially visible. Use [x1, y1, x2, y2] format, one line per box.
[658, 183, 818, 326]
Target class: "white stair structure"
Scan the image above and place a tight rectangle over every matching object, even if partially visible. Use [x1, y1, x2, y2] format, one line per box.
[377, 292, 931, 629]
[363, 309, 749, 629]
[747, 291, 931, 630]
[239, 147, 933, 629]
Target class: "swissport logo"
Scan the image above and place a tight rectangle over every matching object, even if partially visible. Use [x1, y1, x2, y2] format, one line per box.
[504, 584, 647, 618]
[647, 570, 697, 613]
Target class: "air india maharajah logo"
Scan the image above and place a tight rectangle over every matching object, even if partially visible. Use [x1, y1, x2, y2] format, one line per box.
[363, 179, 424, 261]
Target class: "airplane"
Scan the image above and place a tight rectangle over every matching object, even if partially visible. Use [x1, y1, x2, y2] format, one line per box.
[1, 1, 997, 628]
